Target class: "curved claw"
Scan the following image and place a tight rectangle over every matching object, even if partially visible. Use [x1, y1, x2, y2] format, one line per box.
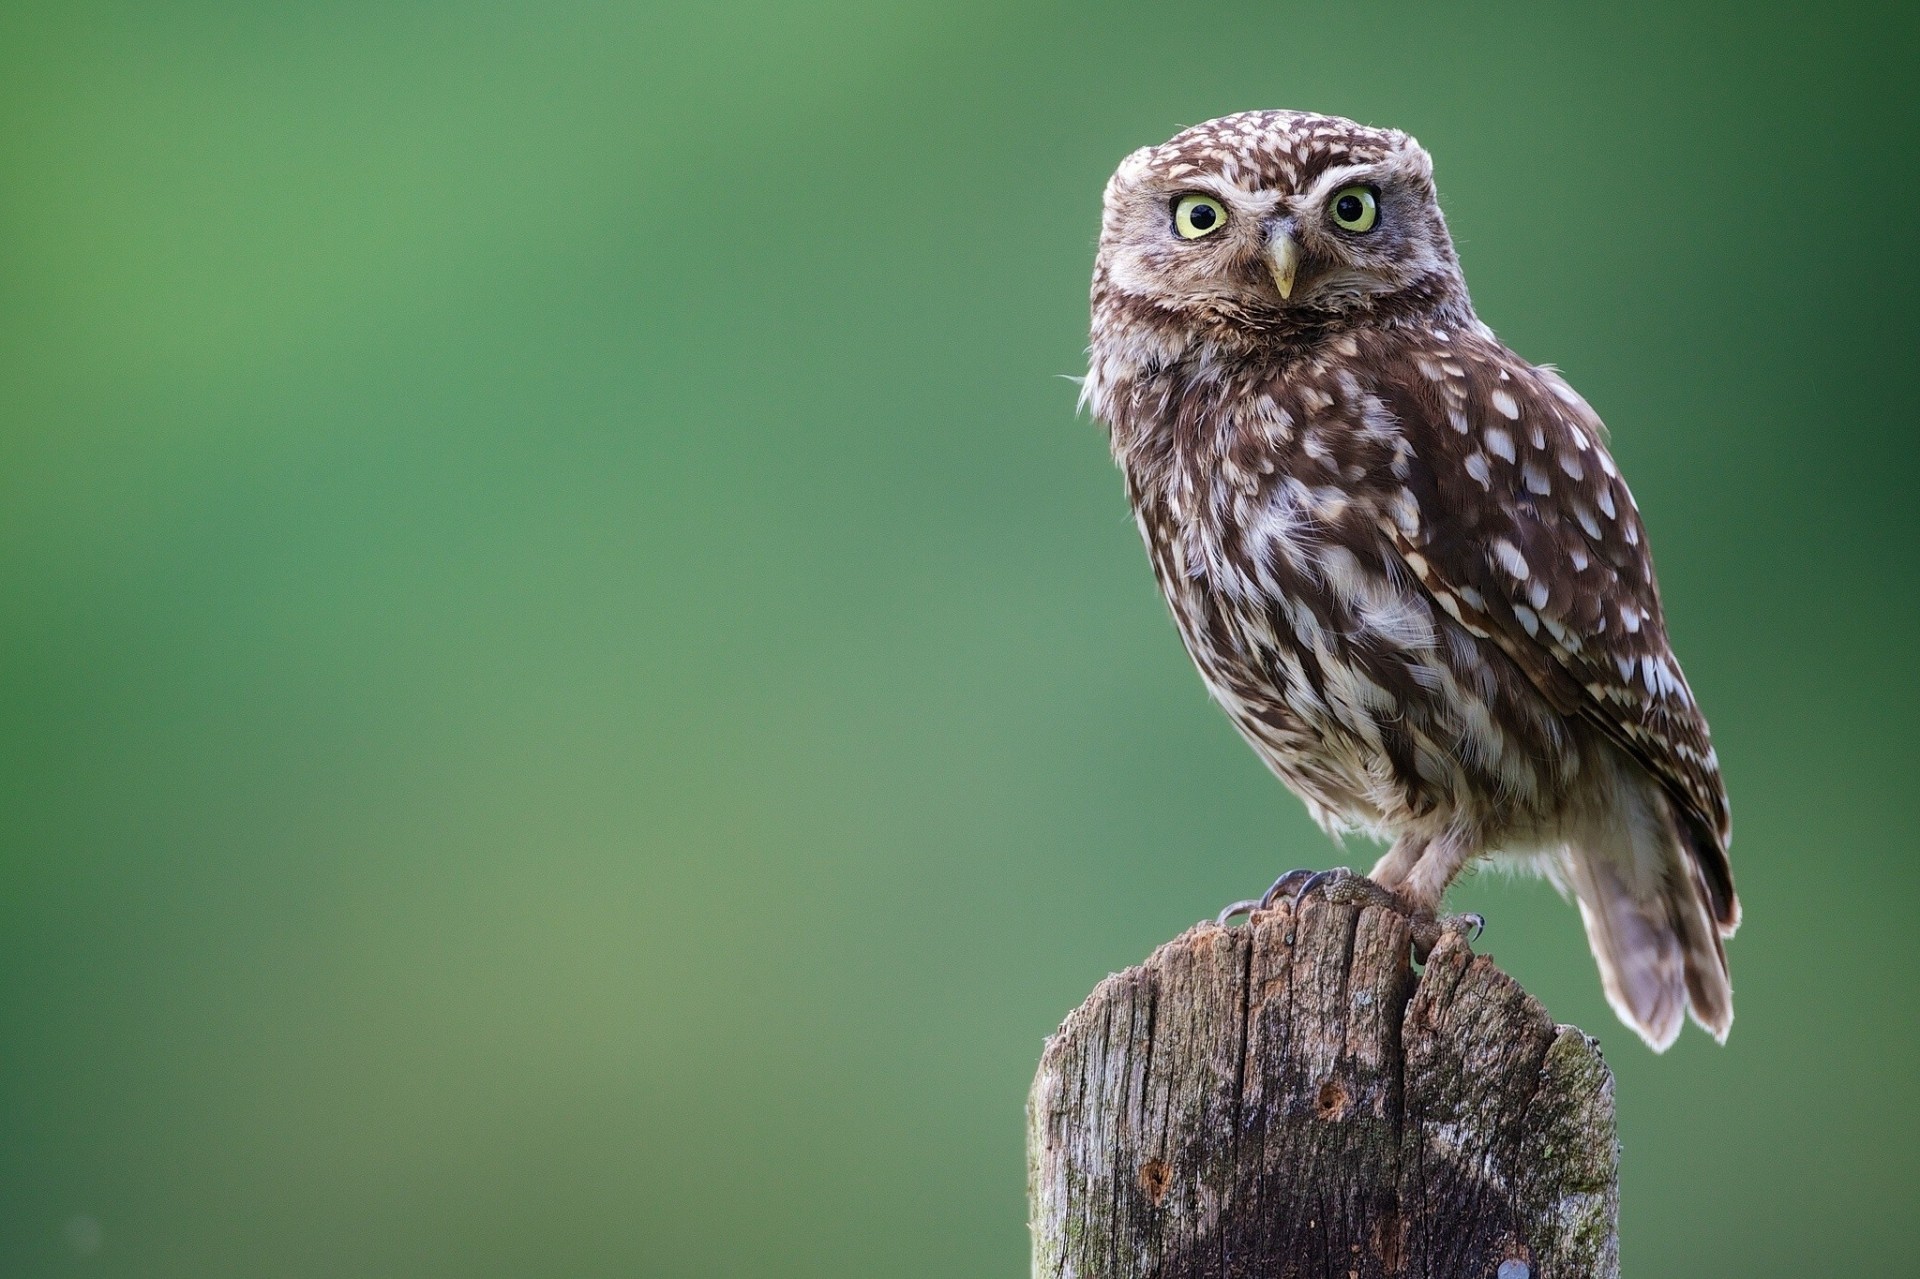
[1412, 910, 1488, 963]
[1257, 868, 1319, 911]
[1217, 868, 1323, 926]
[1216, 897, 1263, 926]
[1290, 866, 1353, 912]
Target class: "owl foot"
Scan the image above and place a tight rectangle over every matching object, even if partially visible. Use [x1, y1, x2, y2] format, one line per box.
[1217, 870, 1485, 958]
[1214, 867, 1319, 926]
[1224, 867, 1485, 958]
[1295, 870, 1485, 954]
[1216, 866, 1392, 925]
[1289, 866, 1407, 914]
[1406, 910, 1484, 961]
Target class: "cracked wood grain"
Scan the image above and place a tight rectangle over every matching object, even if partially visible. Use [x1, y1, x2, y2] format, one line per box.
[1028, 899, 1617, 1278]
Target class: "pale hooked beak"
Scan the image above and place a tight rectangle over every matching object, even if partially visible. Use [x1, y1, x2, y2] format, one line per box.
[1265, 230, 1301, 300]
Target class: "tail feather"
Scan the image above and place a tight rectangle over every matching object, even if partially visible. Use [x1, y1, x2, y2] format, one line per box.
[1680, 861, 1733, 1037]
[1679, 809, 1742, 938]
[1559, 775, 1734, 1051]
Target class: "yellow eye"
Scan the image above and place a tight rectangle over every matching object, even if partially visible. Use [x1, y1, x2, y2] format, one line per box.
[1328, 185, 1379, 232]
[1172, 194, 1228, 239]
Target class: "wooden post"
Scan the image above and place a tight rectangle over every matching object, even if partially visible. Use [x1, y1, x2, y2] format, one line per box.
[1027, 897, 1618, 1278]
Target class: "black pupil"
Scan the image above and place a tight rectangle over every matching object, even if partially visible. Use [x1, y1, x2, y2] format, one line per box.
[1337, 194, 1365, 223]
[1187, 202, 1216, 230]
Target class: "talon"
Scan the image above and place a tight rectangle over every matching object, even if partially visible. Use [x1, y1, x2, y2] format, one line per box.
[1257, 868, 1318, 911]
[1413, 911, 1485, 961]
[1431, 911, 1484, 942]
[1216, 898, 1262, 926]
[1291, 866, 1353, 911]
[1218, 868, 1323, 926]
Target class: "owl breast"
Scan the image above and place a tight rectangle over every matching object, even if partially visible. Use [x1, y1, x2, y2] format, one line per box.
[1112, 343, 1582, 842]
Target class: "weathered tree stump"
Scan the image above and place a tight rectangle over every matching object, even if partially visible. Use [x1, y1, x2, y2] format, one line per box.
[1027, 897, 1618, 1278]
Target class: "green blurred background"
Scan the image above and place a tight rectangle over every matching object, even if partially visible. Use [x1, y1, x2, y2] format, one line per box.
[1, 1, 1914, 1274]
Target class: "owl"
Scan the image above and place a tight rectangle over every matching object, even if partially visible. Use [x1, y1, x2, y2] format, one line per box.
[1084, 111, 1737, 1051]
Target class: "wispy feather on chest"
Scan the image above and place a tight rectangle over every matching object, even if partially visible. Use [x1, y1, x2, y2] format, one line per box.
[1091, 335, 1417, 608]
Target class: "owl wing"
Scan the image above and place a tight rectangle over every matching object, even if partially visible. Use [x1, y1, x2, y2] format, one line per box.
[1372, 340, 1735, 931]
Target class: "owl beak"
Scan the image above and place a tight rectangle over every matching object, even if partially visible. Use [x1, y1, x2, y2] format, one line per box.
[1265, 231, 1302, 300]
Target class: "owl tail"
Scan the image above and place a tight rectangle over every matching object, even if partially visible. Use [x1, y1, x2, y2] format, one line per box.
[1558, 788, 1733, 1053]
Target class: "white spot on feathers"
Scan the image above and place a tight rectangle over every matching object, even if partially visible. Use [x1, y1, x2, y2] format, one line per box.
[1389, 488, 1421, 537]
[1490, 389, 1521, 419]
[1492, 538, 1530, 580]
[1547, 379, 1584, 409]
[1314, 544, 1368, 605]
[1357, 588, 1436, 649]
[1485, 426, 1516, 462]
[1540, 612, 1579, 651]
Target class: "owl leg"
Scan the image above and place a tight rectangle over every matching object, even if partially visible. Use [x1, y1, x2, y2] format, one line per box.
[1367, 832, 1426, 893]
[1400, 830, 1477, 913]
[1393, 830, 1486, 955]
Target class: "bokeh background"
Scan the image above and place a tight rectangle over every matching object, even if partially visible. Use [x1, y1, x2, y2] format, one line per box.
[2, 1, 1915, 1274]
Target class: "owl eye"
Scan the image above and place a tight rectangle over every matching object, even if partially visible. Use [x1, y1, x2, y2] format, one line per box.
[1328, 185, 1379, 233]
[1172, 194, 1228, 239]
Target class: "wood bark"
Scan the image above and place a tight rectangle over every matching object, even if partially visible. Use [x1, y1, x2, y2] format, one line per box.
[1027, 898, 1617, 1278]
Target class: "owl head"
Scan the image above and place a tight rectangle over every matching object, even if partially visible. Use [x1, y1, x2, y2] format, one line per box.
[1095, 111, 1467, 343]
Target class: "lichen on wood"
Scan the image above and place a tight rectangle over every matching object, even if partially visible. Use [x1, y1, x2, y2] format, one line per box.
[1027, 898, 1618, 1278]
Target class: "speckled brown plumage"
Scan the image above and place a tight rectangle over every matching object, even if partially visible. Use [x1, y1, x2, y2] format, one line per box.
[1084, 110, 1736, 1050]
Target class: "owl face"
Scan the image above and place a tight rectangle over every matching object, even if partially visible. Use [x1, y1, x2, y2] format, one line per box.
[1096, 111, 1463, 337]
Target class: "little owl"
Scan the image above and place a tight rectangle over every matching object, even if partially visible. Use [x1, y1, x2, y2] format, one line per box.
[1084, 111, 1736, 1050]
